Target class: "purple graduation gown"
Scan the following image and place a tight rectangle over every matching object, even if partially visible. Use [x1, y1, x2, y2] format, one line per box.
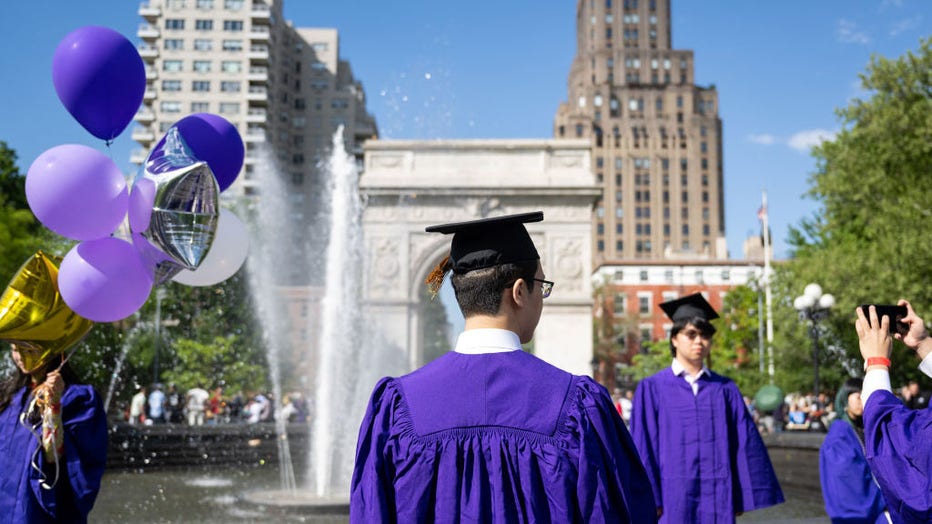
[819, 420, 888, 524]
[0, 384, 107, 523]
[350, 350, 657, 523]
[864, 390, 932, 522]
[629, 368, 783, 523]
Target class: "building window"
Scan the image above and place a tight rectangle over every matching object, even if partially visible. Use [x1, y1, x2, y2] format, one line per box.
[221, 60, 241, 73]
[162, 60, 183, 72]
[219, 81, 240, 92]
[191, 80, 210, 92]
[222, 39, 243, 51]
[219, 102, 240, 114]
[196, 0, 214, 8]
[638, 294, 651, 314]
[195, 20, 213, 31]
[597, 223, 604, 235]
[191, 102, 209, 112]
[194, 39, 213, 51]
[614, 292, 627, 312]
[165, 19, 185, 30]
[223, 20, 244, 31]
[682, 224, 689, 235]
[598, 240, 605, 251]
[193, 60, 212, 72]
[161, 80, 182, 91]
[224, 0, 244, 8]
[616, 240, 623, 251]
[164, 39, 184, 50]
[160, 101, 182, 113]
[616, 223, 623, 233]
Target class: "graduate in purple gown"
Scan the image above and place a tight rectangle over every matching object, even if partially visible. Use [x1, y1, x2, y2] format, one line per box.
[629, 293, 784, 523]
[0, 343, 107, 523]
[351, 211, 656, 523]
[856, 301, 932, 523]
[819, 378, 890, 523]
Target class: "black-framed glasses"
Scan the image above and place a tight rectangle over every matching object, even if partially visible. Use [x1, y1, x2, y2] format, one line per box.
[503, 278, 555, 298]
[533, 278, 554, 299]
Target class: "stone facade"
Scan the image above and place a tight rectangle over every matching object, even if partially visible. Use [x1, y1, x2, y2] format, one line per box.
[360, 139, 600, 376]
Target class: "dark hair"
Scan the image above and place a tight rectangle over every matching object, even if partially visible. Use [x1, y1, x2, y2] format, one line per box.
[450, 260, 538, 317]
[669, 316, 717, 357]
[0, 361, 82, 417]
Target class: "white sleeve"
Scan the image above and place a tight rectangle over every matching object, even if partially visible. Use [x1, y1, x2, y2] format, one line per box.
[861, 368, 892, 407]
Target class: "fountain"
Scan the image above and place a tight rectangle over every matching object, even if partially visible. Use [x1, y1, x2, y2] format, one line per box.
[239, 127, 380, 511]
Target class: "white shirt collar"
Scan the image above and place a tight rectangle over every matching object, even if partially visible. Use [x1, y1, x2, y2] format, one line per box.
[454, 329, 523, 354]
[671, 358, 709, 379]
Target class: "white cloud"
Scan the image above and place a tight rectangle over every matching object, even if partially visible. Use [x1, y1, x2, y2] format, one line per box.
[787, 129, 836, 152]
[889, 17, 921, 37]
[881, 0, 904, 9]
[837, 19, 871, 44]
[748, 133, 777, 145]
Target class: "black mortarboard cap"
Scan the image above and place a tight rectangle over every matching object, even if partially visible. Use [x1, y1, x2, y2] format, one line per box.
[659, 293, 719, 322]
[425, 211, 543, 273]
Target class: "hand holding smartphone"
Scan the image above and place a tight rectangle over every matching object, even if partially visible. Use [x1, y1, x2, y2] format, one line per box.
[859, 304, 908, 335]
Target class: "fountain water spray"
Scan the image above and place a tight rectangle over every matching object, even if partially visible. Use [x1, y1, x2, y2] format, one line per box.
[309, 127, 366, 497]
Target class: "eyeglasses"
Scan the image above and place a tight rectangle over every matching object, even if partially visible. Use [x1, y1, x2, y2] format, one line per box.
[503, 278, 555, 299]
[679, 329, 712, 341]
[533, 278, 554, 299]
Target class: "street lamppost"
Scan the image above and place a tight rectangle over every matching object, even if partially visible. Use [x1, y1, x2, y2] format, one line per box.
[793, 283, 834, 407]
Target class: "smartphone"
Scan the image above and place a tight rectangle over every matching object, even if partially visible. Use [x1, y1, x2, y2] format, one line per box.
[859, 304, 908, 335]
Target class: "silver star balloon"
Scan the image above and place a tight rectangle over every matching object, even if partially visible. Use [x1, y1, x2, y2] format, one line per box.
[129, 127, 220, 284]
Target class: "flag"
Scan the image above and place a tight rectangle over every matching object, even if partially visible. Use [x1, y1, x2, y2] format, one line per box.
[757, 205, 766, 222]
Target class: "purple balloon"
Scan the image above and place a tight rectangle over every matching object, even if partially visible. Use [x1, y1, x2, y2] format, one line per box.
[26, 144, 129, 241]
[152, 113, 244, 192]
[52, 26, 146, 141]
[58, 238, 154, 323]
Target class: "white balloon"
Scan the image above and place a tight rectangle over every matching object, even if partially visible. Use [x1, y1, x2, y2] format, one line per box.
[172, 209, 248, 287]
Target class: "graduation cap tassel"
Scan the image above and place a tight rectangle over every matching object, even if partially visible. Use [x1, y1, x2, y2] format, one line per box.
[425, 255, 452, 299]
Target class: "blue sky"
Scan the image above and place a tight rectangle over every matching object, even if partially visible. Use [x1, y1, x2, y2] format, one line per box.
[0, 1, 929, 259]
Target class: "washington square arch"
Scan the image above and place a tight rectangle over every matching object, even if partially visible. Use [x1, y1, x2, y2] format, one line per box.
[359, 138, 599, 376]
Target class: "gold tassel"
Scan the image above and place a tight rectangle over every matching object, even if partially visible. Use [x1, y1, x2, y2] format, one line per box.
[425, 256, 452, 299]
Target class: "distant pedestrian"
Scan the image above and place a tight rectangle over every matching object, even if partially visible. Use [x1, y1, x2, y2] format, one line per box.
[147, 383, 166, 424]
[129, 386, 147, 425]
[185, 386, 209, 426]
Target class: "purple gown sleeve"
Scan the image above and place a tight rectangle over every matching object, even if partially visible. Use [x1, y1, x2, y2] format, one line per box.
[629, 379, 663, 511]
[350, 377, 397, 524]
[573, 378, 658, 524]
[725, 382, 784, 512]
[864, 390, 932, 522]
[31, 384, 107, 522]
[819, 422, 887, 524]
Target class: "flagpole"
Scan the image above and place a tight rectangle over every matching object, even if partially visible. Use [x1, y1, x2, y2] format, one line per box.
[762, 191, 775, 383]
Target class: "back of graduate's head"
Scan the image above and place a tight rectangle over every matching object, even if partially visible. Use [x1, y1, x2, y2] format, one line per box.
[424, 212, 543, 318]
[661, 294, 719, 358]
[450, 261, 539, 317]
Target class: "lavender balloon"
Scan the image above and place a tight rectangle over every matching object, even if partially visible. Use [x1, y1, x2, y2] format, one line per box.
[151, 113, 244, 192]
[26, 144, 129, 241]
[58, 238, 154, 323]
[52, 26, 146, 141]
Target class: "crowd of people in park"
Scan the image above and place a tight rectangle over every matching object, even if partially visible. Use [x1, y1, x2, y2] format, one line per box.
[124, 384, 310, 426]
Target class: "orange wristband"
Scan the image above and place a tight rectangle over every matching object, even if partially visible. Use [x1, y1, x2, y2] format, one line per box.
[866, 357, 891, 368]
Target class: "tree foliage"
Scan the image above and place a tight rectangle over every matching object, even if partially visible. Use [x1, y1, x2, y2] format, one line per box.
[780, 38, 932, 391]
[161, 335, 267, 393]
[0, 141, 49, 283]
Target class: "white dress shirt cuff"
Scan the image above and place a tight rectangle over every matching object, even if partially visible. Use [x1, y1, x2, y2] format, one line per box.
[861, 368, 892, 408]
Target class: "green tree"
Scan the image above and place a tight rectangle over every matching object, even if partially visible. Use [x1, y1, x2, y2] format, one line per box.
[0, 141, 48, 282]
[712, 284, 768, 394]
[780, 38, 932, 391]
[161, 335, 266, 393]
[631, 340, 671, 381]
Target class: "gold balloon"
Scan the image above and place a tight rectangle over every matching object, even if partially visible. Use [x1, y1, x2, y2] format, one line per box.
[0, 251, 93, 373]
